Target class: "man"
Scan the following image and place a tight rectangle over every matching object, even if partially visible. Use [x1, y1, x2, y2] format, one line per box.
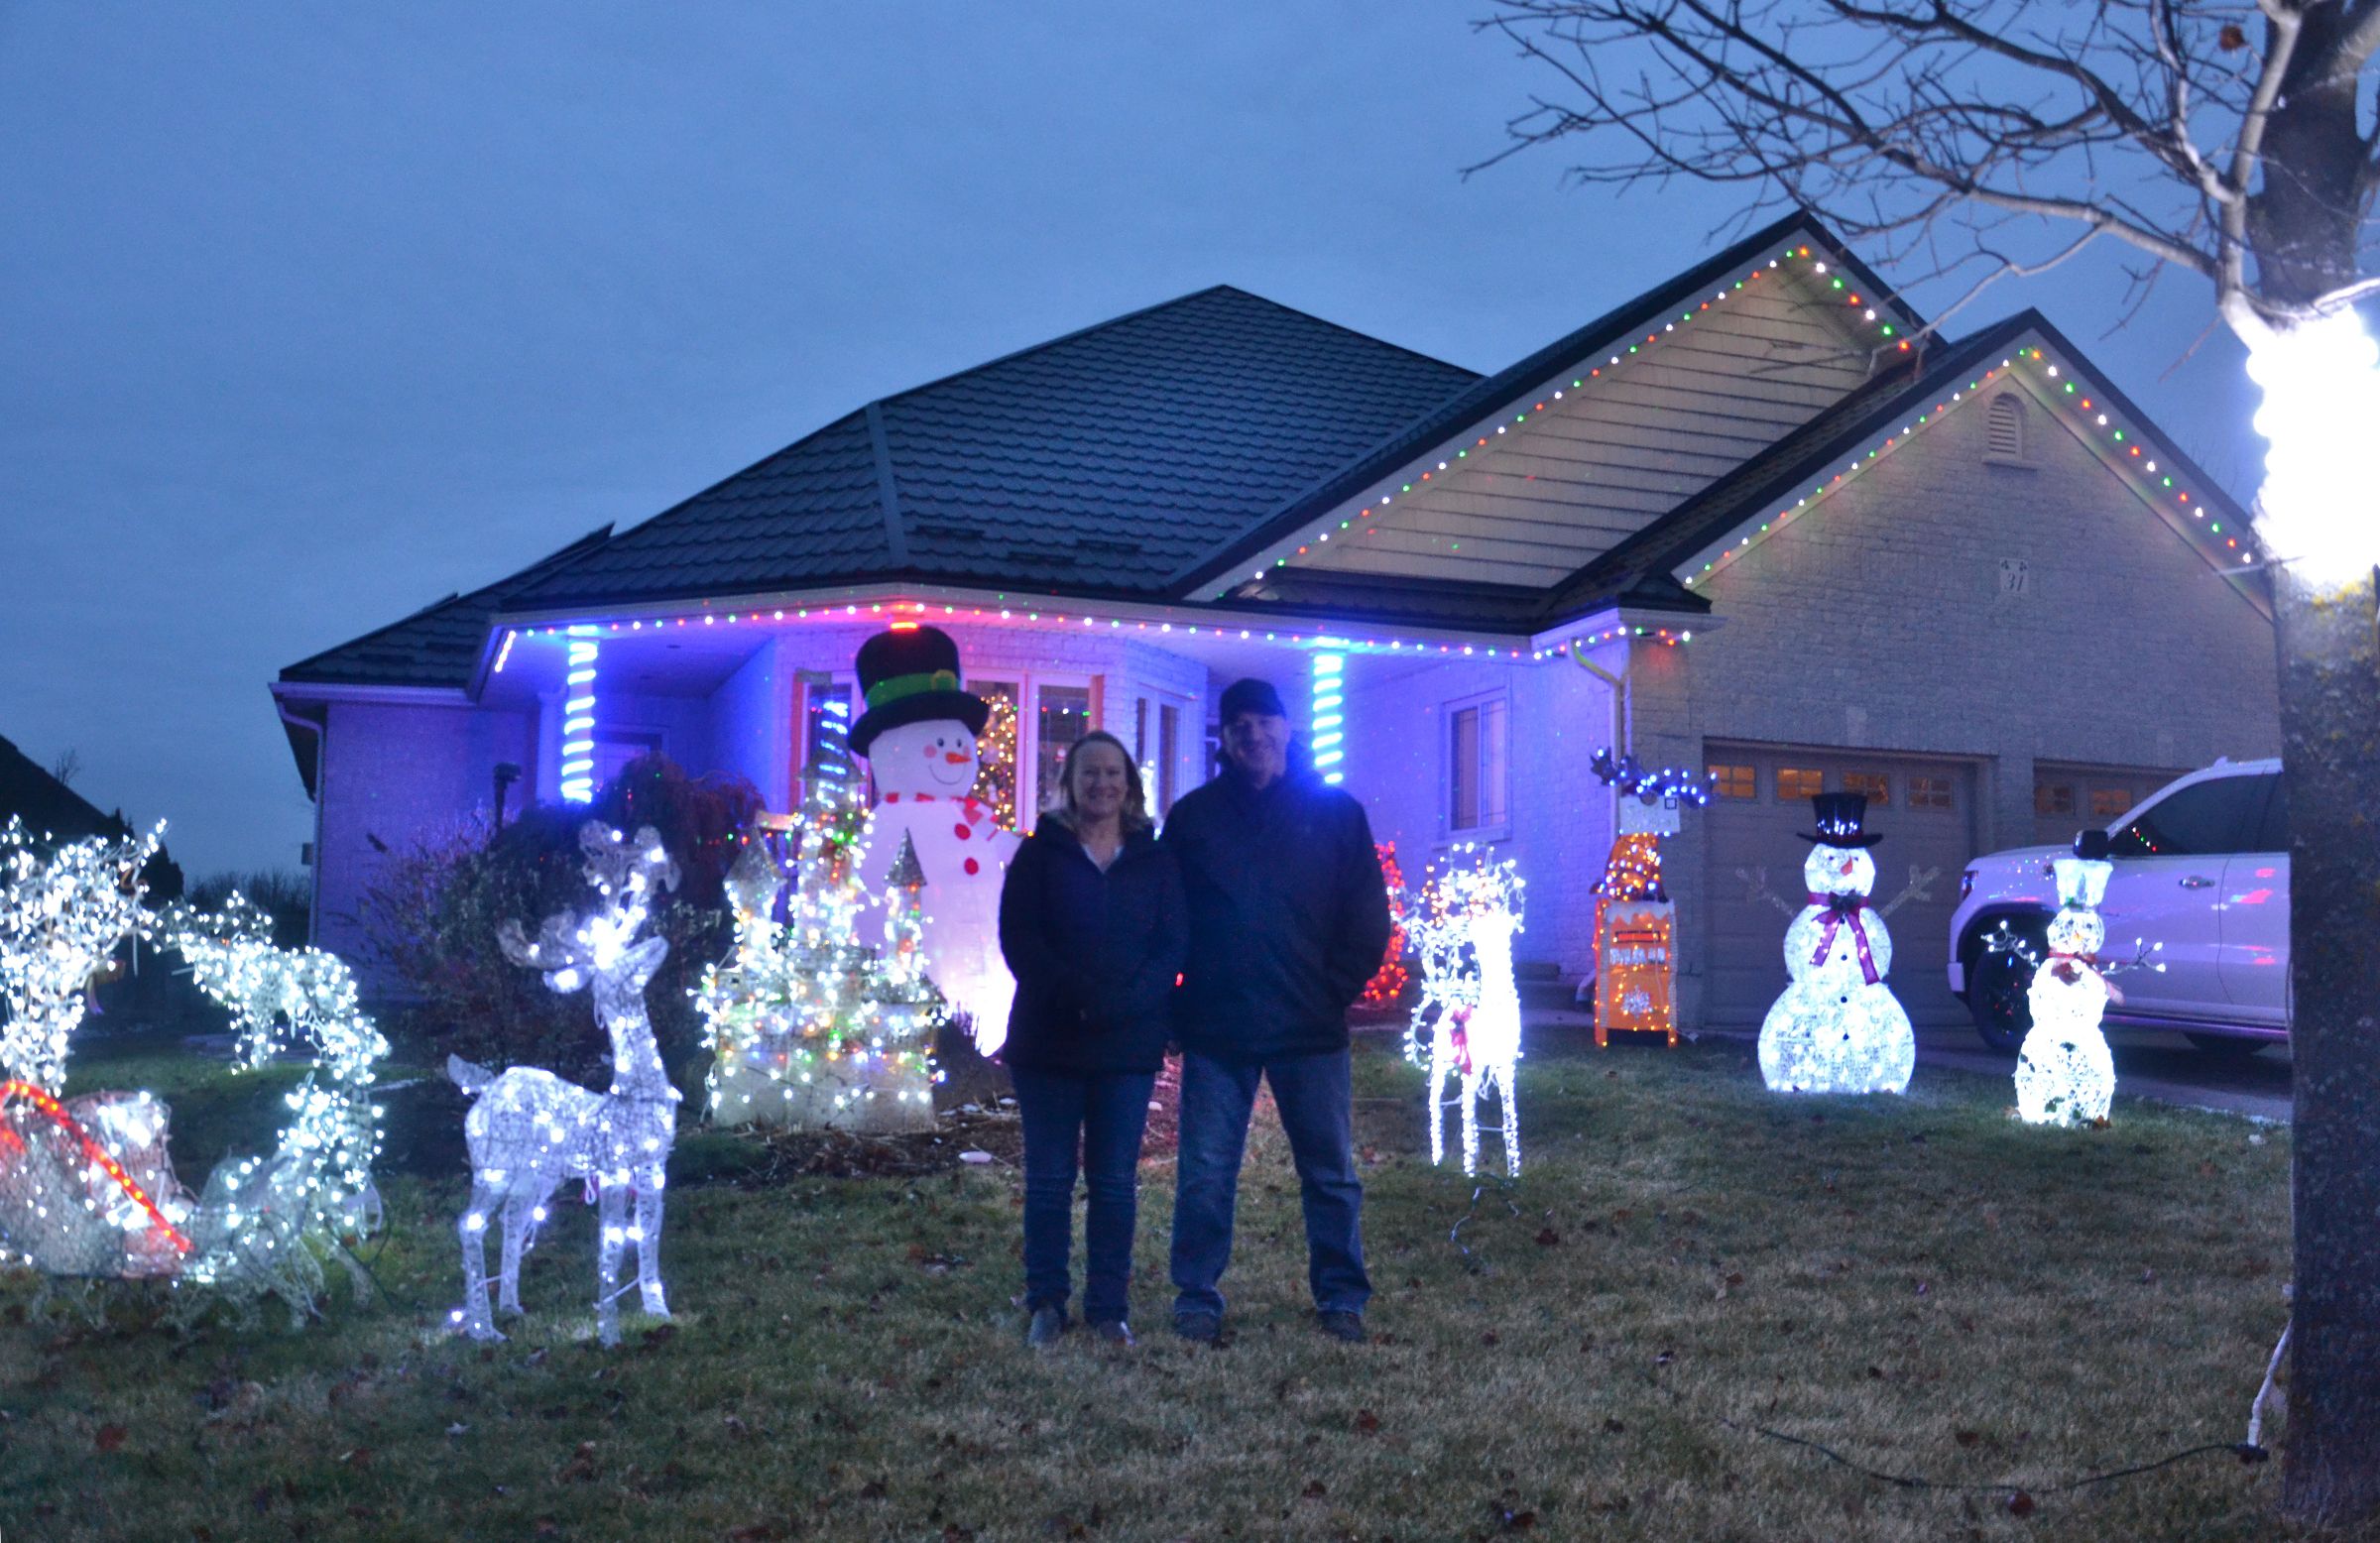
[1163, 676, 1391, 1344]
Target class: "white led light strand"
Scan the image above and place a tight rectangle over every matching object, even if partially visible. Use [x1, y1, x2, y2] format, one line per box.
[1407, 849, 1526, 1176]
[450, 822, 680, 1346]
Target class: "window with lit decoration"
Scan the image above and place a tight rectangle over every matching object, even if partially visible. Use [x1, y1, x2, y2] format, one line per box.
[1776, 767, 1824, 802]
[1709, 764, 1755, 800]
[796, 673, 859, 801]
[2108, 774, 2272, 858]
[1033, 680, 1094, 820]
[1448, 693, 1510, 835]
[1907, 775, 1954, 811]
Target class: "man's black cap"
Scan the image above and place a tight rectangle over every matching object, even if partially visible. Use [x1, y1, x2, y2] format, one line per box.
[1219, 677, 1288, 724]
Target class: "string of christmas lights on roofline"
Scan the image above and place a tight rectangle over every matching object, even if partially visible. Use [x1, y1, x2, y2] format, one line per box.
[1677, 344, 2245, 589]
[498, 600, 1556, 663]
[1221, 241, 1916, 589]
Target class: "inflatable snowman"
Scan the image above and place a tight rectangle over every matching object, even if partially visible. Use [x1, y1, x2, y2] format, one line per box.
[848, 626, 1021, 1055]
[2013, 831, 2118, 1127]
[1757, 792, 1916, 1095]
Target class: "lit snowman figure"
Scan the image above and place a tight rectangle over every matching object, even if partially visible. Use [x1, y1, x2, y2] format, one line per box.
[848, 626, 1020, 1055]
[1758, 792, 1917, 1095]
[2013, 831, 2120, 1127]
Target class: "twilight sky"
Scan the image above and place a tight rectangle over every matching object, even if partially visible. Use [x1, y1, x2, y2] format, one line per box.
[0, 3, 2267, 882]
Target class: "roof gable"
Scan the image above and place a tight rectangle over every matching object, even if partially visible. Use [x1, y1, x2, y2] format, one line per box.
[1184, 214, 1923, 596]
[509, 286, 1480, 610]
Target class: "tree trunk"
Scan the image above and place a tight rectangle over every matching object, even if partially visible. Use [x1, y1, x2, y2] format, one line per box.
[2275, 562, 2380, 1523]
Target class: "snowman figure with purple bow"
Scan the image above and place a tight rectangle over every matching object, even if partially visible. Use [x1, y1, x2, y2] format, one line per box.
[1757, 792, 1917, 1095]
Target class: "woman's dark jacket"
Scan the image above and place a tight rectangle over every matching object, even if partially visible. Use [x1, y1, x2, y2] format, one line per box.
[1160, 767, 1392, 1062]
[997, 823, 1188, 1074]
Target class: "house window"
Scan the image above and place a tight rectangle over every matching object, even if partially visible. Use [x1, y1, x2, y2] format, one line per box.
[1907, 775, 1954, 811]
[2034, 779, 2076, 817]
[795, 672, 859, 798]
[1777, 767, 1824, 802]
[975, 679, 1020, 825]
[1843, 772, 1890, 805]
[592, 730, 662, 793]
[1449, 694, 1510, 833]
[1986, 394, 2029, 463]
[1709, 764, 1756, 800]
[1157, 702, 1181, 815]
[2089, 786, 2134, 820]
[1034, 683, 1094, 816]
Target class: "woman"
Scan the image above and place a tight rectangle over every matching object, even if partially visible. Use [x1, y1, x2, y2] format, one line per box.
[998, 731, 1186, 1347]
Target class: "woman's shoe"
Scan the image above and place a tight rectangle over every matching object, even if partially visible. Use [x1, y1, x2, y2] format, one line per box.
[1026, 1305, 1068, 1347]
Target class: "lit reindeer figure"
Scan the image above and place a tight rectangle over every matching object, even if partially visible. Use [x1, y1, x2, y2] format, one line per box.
[1417, 856, 1527, 1177]
[449, 823, 680, 1346]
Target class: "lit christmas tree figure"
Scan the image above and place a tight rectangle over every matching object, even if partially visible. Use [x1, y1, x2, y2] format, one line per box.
[1757, 793, 1920, 1096]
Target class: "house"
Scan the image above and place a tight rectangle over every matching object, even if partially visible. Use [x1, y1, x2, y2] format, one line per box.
[275, 212, 2280, 1029]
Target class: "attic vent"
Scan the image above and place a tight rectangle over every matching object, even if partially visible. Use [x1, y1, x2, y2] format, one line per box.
[1985, 393, 2029, 464]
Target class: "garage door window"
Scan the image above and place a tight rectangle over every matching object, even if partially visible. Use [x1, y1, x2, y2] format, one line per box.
[2088, 786, 2134, 820]
[2110, 773, 2270, 857]
[1843, 772, 1889, 805]
[1709, 764, 1755, 800]
[2034, 779, 2076, 817]
[1777, 767, 1824, 801]
[1908, 775, 1953, 810]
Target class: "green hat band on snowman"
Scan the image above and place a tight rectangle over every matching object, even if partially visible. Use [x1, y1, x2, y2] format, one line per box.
[863, 668, 962, 712]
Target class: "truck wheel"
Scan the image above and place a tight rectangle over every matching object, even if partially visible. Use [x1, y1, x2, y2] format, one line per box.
[1964, 922, 2042, 1054]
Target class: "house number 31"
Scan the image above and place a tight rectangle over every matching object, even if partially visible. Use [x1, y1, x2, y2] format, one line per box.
[1998, 558, 2032, 596]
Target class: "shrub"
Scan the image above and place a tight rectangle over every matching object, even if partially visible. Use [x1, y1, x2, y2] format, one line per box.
[186, 869, 311, 949]
[358, 757, 759, 1094]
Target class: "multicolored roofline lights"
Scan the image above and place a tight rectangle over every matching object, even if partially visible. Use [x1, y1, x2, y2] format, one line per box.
[1674, 341, 2250, 591]
[1207, 237, 1920, 596]
[491, 595, 1701, 673]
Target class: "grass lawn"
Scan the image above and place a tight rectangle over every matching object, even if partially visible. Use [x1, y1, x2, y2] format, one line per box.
[0, 1027, 2329, 1542]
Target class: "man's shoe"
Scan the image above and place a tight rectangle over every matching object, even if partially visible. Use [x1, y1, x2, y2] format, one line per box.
[1174, 1311, 1222, 1344]
[1026, 1305, 1067, 1347]
[1316, 1310, 1367, 1343]
[1090, 1319, 1136, 1346]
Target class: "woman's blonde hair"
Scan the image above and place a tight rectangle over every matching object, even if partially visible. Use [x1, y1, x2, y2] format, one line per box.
[1050, 730, 1153, 836]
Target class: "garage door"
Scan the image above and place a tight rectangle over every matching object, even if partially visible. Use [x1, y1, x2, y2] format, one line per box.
[2029, 762, 2186, 849]
[1702, 744, 1978, 1028]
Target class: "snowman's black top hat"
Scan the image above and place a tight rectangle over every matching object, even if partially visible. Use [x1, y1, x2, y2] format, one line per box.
[849, 625, 990, 758]
[1797, 791, 1885, 848]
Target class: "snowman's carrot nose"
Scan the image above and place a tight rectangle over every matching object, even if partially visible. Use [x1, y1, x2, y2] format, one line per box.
[944, 752, 970, 764]
[1839, 857, 1855, 875]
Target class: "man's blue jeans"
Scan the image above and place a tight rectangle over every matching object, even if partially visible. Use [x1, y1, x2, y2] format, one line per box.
[1011, 1066, 1157, 1325]
[1170, 1047, 1370, 1320]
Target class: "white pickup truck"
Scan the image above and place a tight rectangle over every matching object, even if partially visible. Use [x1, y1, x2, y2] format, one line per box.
[1948, 758, 2290, 1055]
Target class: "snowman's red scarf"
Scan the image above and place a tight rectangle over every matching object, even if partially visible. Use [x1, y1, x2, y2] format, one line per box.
[2046, 950, 2099, 985]
[1806, 893, 1880, 984]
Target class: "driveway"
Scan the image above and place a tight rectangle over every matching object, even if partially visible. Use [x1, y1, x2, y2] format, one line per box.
[1522, 1004, 2294, 1124]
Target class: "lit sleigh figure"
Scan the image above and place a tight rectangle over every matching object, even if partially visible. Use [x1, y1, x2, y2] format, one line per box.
[1756, 793, 1928, 1096]
[1992, 830, 2161, 1128]
[450, 822, 680, 1346]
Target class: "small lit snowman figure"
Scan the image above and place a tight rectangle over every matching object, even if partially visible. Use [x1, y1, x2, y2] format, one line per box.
[1757, 792, 1917, 1095]
[848, 626, 1021, 1055]
[2014, 831, 2119, 1127]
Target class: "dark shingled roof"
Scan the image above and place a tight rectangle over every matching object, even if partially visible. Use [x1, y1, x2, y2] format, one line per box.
[511, 286, 1481, 610]
[279, 526, 613, 689]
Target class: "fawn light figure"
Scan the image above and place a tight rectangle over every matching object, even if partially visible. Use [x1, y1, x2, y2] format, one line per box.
[450, 823, 680, 1346]
[1414, 854, 1527, 1177]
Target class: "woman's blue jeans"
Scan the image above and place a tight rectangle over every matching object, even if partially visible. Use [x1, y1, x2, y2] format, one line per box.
[1011, 1065, 1156, 1325]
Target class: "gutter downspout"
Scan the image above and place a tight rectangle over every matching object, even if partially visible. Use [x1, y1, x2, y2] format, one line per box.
[1566, 643, 1629, 756]
[276, 698, 328, 948]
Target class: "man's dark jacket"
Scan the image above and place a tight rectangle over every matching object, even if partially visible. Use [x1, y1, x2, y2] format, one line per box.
[1161, 767, 1392, 1061]
[997, 823, 1187, 1074]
